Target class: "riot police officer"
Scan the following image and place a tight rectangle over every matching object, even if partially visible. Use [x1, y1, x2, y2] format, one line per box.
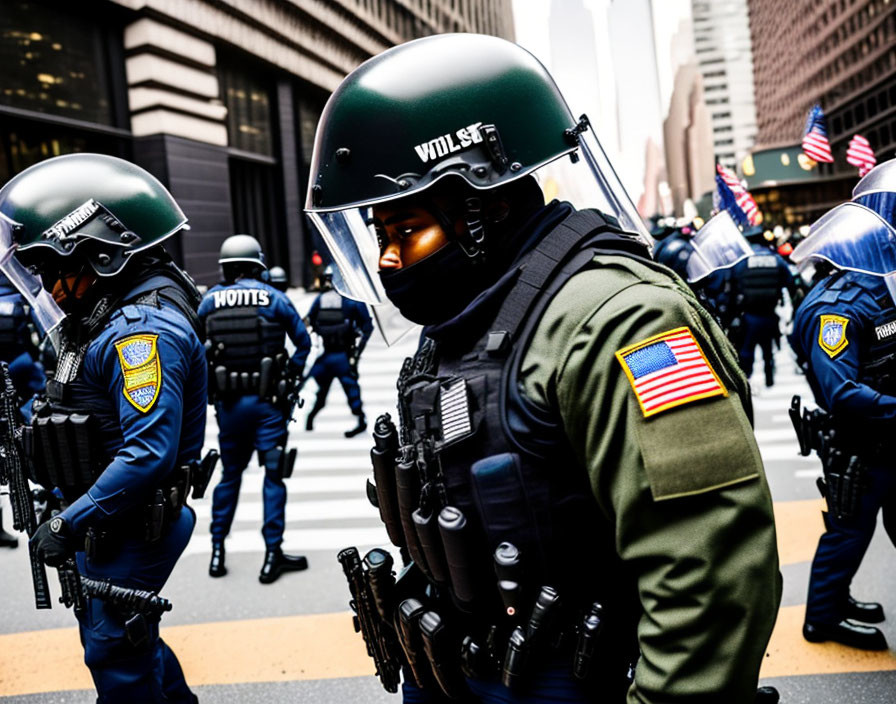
[731, 227, 796, 387]
[199, 235, 312, 583]
[267, 265, 289, 293]
[789, 161, 896, 651]
[304, 268, 373, 437]
[308, 34, 780, 703]
[0, 153, 204, 702]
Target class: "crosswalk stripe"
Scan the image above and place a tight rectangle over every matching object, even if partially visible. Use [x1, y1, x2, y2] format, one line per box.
[182, 526, 389, 554]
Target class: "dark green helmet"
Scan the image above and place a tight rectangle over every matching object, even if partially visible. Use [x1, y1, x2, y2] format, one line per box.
[306, 33, 578, 212]
[219, 234, 266, 268]
[0, 153, 187, 277]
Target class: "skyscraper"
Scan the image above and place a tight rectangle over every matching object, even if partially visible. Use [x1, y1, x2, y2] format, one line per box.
[691, 0, 758, 169]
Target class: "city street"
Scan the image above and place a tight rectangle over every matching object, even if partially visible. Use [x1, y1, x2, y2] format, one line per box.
[1, 295, 895, 703]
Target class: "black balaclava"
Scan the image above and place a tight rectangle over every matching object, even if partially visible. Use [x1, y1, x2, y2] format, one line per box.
[379, 176, 545, 325]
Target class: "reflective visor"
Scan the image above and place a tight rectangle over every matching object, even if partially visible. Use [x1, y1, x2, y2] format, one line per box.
[0, 212, 64, 335]
[791, 202, 896, 278]
[852, 159, 896, 200]
[686, 211, 752, 282]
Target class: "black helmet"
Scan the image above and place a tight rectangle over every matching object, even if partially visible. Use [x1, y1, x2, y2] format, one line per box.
[267, 265, 288, 292]
[219, 234, 265, 268]
[304, 33, 648, 305]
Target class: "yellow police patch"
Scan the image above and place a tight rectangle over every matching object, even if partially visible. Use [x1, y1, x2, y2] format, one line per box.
[114, 334, 161, 412]
[818, 314, 849, 358]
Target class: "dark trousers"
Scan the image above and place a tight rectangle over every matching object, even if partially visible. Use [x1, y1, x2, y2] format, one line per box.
[77, 508, 197, 703]
[806, 462, 896, 624]
[738, 312, 779, 383]
[308, 351, 362, 415]
[211, 396, 289, 548]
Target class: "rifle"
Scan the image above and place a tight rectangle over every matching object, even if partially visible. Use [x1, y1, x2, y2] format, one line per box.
[0, 362, 52, 609]
[337, 546, 402, 693]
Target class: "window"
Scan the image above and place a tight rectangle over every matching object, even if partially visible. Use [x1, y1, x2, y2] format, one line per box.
[219, 57, 274, 156]
[0, 0, 117, 125]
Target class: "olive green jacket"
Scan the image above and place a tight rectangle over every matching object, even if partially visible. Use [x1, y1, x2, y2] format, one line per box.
[520, 254, 782, 703]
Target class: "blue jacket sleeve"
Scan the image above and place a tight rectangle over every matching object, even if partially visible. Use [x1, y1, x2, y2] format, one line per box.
[274, 293, 311, 371]
[801, 307, 896, 421]
[61, 327, 190, 535]
[348, 299, 373, 352]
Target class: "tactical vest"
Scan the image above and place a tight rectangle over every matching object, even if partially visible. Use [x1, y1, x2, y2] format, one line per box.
[26, 273, 200, 513]
[315, 290, 354, 353]
[861, 290, 896, 397]
[204, 284, 289, 401]
[369, 210, 648, 694]
[736, 253, 781, 313]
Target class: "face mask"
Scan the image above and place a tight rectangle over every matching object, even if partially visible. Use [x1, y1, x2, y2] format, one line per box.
[379, 242, 489, 325]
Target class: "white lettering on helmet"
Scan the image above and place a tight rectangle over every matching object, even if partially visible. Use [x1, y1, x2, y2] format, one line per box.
[413, 122, 485, 164]
[42, 199, 100, 240]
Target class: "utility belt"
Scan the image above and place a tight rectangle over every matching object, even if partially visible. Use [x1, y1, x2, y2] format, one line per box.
[789, 395, 869, 520]
[339, 546, 629, 699]
[80, 450, 219, 561]
[208, 352, 292, 403]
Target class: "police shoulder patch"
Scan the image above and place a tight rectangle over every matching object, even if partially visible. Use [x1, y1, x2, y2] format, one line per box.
[818, 314, 849, 358]
[114, 334, 161, 413]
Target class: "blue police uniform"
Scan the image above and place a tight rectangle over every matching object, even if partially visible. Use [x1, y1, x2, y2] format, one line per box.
[47, 274, 207, 702]
[305, 290, 373, 430]
[791, 270, 896, 628]
[0, 278, 45, 420]
[732, 243, 794, 386]
[199, 278, 311, 551]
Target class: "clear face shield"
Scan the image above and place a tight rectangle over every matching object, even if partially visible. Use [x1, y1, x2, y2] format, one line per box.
[792, 202, 896, 305]
[685, 211, 753, 283]
[0, 212, 65, 342]
[307, 117, 650, 345]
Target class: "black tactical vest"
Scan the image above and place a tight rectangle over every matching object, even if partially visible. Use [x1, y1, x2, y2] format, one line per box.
[736, 253, 782, 314]
[204, 283, 289, 400]
[314, 290, 353, 353]
[861, 289, 896, 397]
[372, 210, 649, 691]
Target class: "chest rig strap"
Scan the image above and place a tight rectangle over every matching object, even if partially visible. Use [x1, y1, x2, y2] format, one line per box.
[490, 210, 649, 351]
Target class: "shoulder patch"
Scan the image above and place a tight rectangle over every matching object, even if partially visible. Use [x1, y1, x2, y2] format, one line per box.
[818, 314, 849, 358]
[114, 334, 161, 413]
[616, 326, 727, 418]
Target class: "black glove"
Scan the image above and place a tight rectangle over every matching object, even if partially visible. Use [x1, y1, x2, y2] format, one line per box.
[30, 515, 76, 567]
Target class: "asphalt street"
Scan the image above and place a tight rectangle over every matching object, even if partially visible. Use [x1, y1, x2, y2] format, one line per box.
[1, 293, 895, 703]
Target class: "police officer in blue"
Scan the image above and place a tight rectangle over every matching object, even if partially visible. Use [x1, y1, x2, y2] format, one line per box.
[0, 153, 205, 702]
[304, 268, 373, 437]
[200, 235, 312, 583]
[731, 227, 795, 387]
[789, 163, 896, 650]
[267, 265, 289, 292]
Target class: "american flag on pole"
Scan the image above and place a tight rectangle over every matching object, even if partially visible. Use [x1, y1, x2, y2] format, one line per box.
[802, 104, 834, 163]
[616, 327, 727, 418]
[715, 163, 760, 226]
[846, 133, 876, 177]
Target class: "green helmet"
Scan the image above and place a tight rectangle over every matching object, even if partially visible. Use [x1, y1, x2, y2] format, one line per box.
[304, 33, 647, 304]
[219, 234, 266, 268]
[0, 153, 187, 278]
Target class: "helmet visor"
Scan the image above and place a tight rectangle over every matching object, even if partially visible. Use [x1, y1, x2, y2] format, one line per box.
[0, 213, 65, 336]
[791, 202, 896, 278]
[686, 211, 752, 282]
[308, 119, 651, 305]
[852, 160, 896, 200]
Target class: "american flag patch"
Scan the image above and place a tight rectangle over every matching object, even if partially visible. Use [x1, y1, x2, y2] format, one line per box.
[616, 327, 727, 418]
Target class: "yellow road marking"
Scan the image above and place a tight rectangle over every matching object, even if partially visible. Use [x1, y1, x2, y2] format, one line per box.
[774, 498, 825, 566]
[762, 604, 896, 678]
[0, 612, 373, 697]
